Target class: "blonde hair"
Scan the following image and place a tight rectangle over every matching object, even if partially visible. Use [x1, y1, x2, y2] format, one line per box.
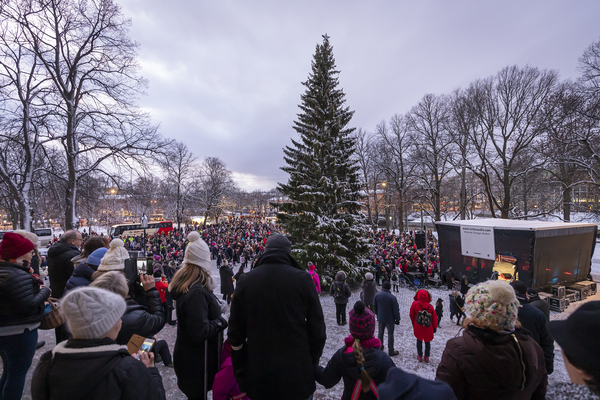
[90, 271, 129, 298]
[352, 339, 373, 392]
[169, 261, 213, 294]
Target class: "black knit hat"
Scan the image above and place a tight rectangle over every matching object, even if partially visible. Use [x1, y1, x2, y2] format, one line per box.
[548, 301, 600, 378]
[264, 234, 292, 255]
[349, 301, 376, 340]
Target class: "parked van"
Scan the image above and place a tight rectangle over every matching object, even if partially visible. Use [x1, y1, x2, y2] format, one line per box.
[34, 228, 54, 247]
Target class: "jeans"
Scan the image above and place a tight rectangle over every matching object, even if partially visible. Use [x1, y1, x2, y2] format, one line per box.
[335, 303, 347, 324]
[416, 339, 431, 357]
[0, 328, 38, 400]
[378, 322, 395, 352]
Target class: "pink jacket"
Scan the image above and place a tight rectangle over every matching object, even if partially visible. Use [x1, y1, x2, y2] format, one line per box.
[212, 357, 250, 400]
[308, 265, 321, 293]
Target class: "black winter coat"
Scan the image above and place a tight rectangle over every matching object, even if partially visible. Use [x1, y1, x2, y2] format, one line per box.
[361, 279, 377, 306]
[116, 288, 165, 345]
[529, 295, 550, 320]
[171, 281, 227, 399]
[516, 297, 554, 374]
[219, 264, 234, 295]
[47, 241, 80, 299]
[316, 346, 395, 400]
[31, 338, 165, 400]
[228, 251, 327, 400]
[64, 263, 95, 292]
[0, 261, 51, 327]
[373, 289, 400, 325]
[330, 279, 352, 304]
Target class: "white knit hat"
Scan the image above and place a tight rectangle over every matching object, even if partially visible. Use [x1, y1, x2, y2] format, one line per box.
[97, 239, 129, 272]
[60, 287, 126, 339]
[184, 231, 211, 273]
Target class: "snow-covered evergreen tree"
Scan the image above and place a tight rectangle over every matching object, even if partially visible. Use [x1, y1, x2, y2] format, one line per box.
[276, 35, 369, 285]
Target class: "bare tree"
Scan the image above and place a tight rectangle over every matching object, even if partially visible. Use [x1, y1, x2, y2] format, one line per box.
[160, 141, 197, 228]
[465, 66, 559, 218]
[2, 0, 167, 229]
[0, 17, 52, 231]
[375, 115, 416, 230]
[195, 157, 234, 226]
[407, 94, 454, 221]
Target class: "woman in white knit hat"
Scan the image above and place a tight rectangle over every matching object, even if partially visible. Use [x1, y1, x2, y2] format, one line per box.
[91, 238, 130, 281]
[169, 231, 228, 400]
[31, 286, 166, 399]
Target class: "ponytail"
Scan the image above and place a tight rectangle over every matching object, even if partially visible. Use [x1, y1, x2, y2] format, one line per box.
[352, 339, 372, 392]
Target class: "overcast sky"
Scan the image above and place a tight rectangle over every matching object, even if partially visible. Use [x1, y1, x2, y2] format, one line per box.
[118, 0, 600, 191]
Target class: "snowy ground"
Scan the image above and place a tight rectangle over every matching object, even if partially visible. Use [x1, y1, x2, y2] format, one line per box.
[9, 257, 600, 400]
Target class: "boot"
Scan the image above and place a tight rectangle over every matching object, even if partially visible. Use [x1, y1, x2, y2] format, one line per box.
[417, 355, 423, 362]
[424, 356, 430, 363]
[389, 350, 399, 356]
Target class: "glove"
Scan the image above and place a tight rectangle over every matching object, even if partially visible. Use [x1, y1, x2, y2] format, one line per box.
[394, 319, 400, 325]
[433, 328, 437, 334]
[215, 316, 228, 332]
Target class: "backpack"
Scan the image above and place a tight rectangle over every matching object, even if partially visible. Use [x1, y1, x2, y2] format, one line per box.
[416, 303, 433, 328]
[333, 282, 345, 300]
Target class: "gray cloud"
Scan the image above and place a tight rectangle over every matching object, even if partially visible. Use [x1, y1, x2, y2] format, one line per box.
[119, 0, 600, 190]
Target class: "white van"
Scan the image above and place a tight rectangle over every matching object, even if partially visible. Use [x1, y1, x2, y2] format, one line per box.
[34, 228, 54, 247]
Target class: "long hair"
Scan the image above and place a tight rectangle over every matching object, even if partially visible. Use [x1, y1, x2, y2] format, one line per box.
[352, 339, 373, 392]
[461, 317, 521, 331]
[169, 261, 213, 294]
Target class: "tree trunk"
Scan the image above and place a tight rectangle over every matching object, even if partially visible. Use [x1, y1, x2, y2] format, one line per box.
[460, 166, 466, 220]
[563, 187, 571, 222]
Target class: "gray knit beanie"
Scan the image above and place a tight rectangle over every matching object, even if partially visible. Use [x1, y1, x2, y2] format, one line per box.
[60, 286, 126, 339]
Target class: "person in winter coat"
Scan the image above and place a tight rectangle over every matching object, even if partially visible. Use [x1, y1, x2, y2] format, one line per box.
[154, 271, 176, 325]
[330, 270, 352, 325]
[316, 301, 395, 400]
[361, 272, 377, 312]
[511, 281, 554, 374]
[212, 340, 250, 400]
[48, 230, 82, 344]
[449, 291, 465, 325]
[228, 234, 326, 400]
[0, 233, 51, 400]
[460, 275, 469, 298]
[31, 286, 166, 400]
[220, 260, 235, 304]
[373, 281, 400, 356]
[548, 301, 600, 398]
[435, 298, 444, 325]
[527, 288, 550, 320]
[308, 261, 321, 293]
[436, 280, 547, 400]
[409, 289, 437, 363]
[379, 367, 457, 400]
[47, 230, 82, 299]
[64, 247, 108, 291]
[69, 235, 109, 271]
[91, 271, 171, 366]
[170, 231, 228, 399]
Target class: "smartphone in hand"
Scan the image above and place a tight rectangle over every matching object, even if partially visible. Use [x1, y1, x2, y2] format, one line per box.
[140, 338, 156, 353]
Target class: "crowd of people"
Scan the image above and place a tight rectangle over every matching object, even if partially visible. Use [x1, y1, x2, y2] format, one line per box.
[0, 221, 599, 400]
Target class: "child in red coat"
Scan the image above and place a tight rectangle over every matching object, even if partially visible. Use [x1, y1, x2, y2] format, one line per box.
[409, 289, 438, 363]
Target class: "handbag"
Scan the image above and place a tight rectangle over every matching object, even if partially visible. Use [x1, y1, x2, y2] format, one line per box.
[39, 297, 64, 330]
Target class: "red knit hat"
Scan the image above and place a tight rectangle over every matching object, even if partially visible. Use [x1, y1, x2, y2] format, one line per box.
[0, 232, 35, 260]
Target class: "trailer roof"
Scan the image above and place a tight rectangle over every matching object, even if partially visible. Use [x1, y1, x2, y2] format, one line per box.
[435, 218, 597, 230]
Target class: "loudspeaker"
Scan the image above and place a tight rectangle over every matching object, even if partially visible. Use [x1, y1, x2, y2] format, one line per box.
[415, 231, 426, 249]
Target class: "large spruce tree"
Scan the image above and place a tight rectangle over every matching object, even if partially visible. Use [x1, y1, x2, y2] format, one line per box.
[276, 35, 369, 285]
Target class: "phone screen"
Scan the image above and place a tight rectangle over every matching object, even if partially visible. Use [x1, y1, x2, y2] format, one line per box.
[140, 338, 155, 353]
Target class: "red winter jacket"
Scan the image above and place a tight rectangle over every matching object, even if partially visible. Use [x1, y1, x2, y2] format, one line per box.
[409, 289, 437, 342]
[155, 279, 168, 303]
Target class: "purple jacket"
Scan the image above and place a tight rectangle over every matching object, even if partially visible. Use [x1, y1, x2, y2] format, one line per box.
[212, 357, 250, 400]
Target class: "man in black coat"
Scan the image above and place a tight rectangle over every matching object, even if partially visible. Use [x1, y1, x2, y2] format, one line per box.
[228, 234, 326, 400]
[374, 281, 400, 356]
[527, 288, 550, 320]
[47, 230, 82, 299]
[47, 229, 82, 343]
[511, 281, 554, 374]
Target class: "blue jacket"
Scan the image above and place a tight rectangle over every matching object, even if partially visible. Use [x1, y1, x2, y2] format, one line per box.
[379, 367, 457, 400]
[373, 289, 400, 325]
[65, 263, 95, 292]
